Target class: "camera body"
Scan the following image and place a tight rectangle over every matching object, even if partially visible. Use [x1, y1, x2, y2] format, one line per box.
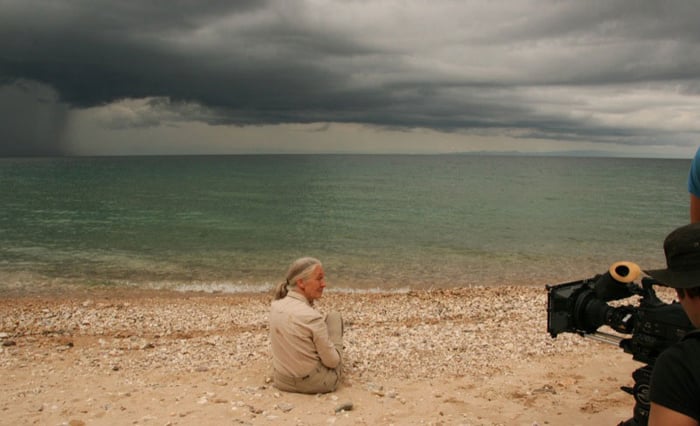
[546, 262, 693, 425]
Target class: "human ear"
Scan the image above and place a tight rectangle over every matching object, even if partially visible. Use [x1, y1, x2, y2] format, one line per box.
[676, 289, 686, 300]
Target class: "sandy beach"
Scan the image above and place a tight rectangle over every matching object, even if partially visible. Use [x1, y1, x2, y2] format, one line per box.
[0, 286, 651, 425]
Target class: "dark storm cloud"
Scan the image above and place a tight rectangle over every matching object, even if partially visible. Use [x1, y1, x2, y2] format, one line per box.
[1, 0, 699, 155]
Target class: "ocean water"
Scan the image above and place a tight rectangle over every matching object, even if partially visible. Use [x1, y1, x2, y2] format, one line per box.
[0, 154, 690, 294]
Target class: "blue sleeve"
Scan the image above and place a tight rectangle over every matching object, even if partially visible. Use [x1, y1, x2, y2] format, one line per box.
[689, 147, 700, 196]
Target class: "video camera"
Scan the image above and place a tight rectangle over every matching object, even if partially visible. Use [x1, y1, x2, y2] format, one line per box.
[546, 261, 693, 426]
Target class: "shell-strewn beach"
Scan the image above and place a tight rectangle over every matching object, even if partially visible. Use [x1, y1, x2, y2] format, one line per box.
[1, 286, 650, 425]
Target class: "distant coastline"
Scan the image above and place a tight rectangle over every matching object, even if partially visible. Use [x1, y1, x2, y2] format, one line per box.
[449, 150, 692, 159]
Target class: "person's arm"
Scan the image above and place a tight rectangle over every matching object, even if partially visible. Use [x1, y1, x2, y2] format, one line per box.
[691, 193, 700, 223]
[649, 344, 700, 426]
[309, 315, 341, 368]
[649, 402, 699, 426]
[689, 147, 700, 222]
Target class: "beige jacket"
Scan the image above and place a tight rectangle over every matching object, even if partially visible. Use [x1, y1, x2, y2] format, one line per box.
[270, 291, 340, 377]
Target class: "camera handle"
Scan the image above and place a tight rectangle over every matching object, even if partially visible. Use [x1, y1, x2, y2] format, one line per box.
[618, 365, 653, 426]
[580, 333, 651, 426]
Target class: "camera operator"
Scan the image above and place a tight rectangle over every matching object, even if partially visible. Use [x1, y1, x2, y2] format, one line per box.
[646, 223, 700, 426]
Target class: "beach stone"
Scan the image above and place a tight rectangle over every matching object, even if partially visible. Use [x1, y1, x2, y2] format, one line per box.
[247, 404, 263, 415]
[334, 401, 353, 412]
[366, 383, 384, 396]
[275, 402, 294, 412]
[532, 384, 556, 395]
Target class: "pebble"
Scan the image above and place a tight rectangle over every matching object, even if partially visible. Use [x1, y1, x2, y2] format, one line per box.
[334, 402, 353, 412]
[275, 403, 294, 412]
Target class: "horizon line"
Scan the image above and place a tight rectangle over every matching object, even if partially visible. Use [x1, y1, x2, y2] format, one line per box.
[0, 149, 692, 160]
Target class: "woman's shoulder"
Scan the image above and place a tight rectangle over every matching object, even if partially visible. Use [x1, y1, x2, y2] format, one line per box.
[272, 294, 321, 317]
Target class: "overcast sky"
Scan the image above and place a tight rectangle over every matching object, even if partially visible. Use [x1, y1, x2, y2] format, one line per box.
[1, 0, 699, 157]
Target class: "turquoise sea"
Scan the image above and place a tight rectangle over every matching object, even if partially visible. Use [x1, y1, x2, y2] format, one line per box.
[0, 155, 690, 294]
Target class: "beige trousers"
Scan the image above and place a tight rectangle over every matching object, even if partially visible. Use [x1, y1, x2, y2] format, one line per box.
[274, 311, 343, 394]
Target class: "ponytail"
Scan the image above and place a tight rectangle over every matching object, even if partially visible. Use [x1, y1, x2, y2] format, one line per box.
[273, 279, 290, 300]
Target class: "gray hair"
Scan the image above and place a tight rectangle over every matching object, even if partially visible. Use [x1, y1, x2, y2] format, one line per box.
[273, 257, 322, 300]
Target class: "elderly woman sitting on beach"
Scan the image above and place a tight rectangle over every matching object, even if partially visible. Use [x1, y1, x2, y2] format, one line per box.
[269, 257, 344, 394]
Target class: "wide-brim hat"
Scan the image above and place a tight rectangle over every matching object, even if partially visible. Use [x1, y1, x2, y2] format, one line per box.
[645, 223, 700, 289]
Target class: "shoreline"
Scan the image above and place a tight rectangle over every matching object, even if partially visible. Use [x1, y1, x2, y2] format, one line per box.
[1, 286, 650, 425]
[0, 258, 652, 297]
